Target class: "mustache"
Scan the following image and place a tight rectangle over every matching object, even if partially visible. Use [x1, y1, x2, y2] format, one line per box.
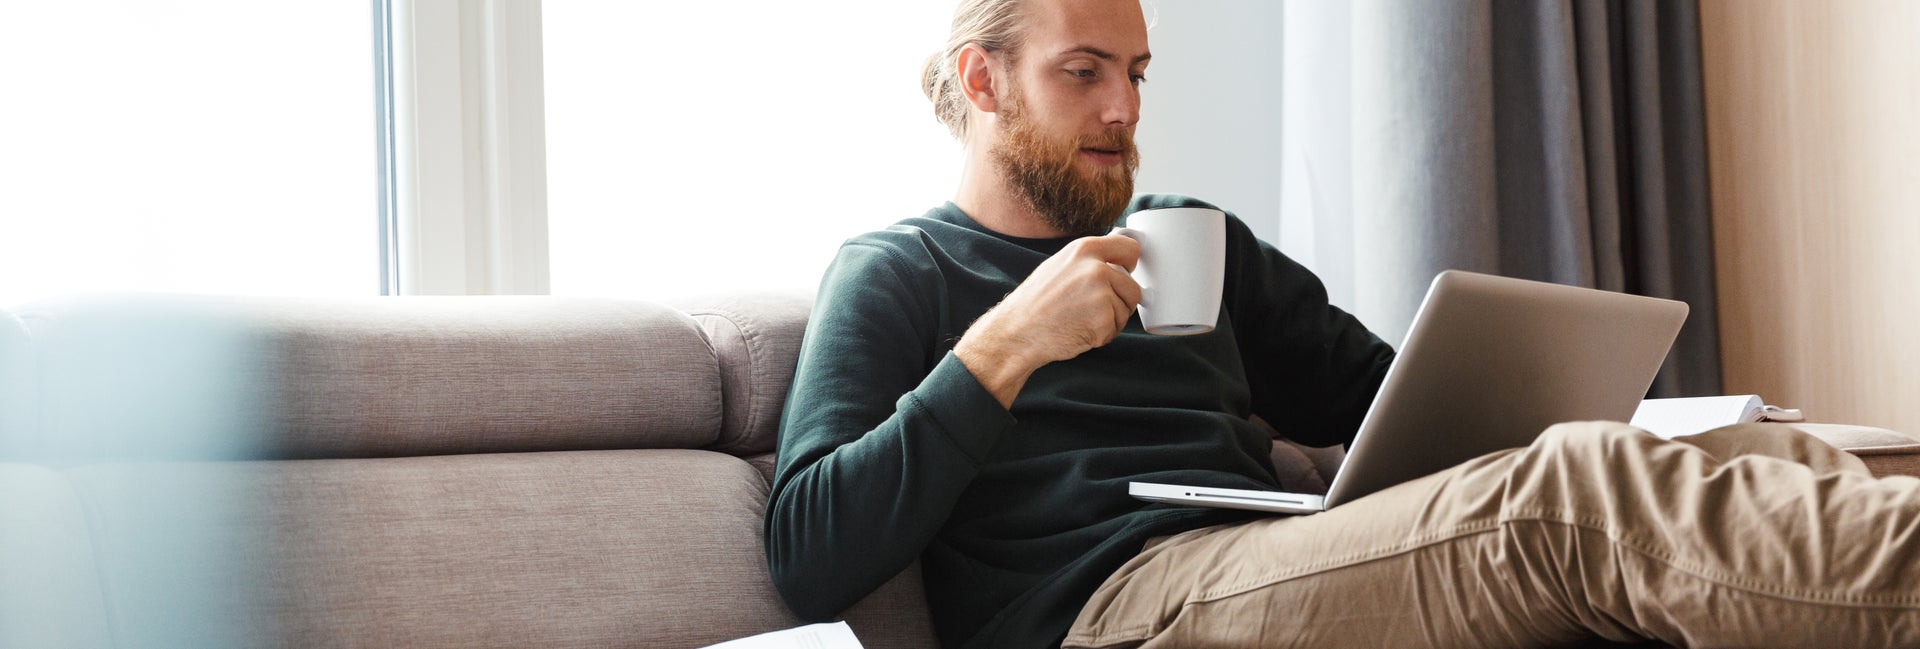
[1074, 131, 1135, 155]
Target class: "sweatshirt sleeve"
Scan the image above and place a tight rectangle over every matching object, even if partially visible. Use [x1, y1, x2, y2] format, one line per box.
[764, 240, 1016, 621]
[1224, 216, 1396, 448]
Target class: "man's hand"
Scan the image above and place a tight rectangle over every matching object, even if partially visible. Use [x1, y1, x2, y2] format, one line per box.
[954, 233, 1143, 409]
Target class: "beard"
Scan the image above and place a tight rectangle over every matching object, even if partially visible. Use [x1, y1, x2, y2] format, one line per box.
[990, 90, 1140, 237]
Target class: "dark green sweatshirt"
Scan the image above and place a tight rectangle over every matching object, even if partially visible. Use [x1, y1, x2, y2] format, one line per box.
[766, 194, 1395, 649]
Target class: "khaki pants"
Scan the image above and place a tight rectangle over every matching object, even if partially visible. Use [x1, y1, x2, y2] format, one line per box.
[1064, 422, 1920, 648]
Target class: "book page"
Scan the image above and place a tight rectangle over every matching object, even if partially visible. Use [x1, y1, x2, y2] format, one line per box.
[698, 622, 865, 649]
[1630, 395, 1764, 439]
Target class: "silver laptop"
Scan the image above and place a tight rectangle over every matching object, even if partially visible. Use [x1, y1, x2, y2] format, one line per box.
[1131, 270, 1689, 514]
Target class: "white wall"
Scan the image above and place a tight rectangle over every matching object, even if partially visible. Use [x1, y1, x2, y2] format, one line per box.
[1133, 0, 1286, 244]
[1701, 0, 1920, 433]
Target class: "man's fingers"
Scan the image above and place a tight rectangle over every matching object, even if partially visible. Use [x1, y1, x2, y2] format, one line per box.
[1011, 234, 1149, 356]
[1109, 292, 1133, 335]
[1106, 264, 1142, 309]
[1078, 233, 1140, 272]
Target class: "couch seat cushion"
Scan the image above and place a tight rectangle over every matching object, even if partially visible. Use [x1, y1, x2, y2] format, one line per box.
[66, 449, 804, 648]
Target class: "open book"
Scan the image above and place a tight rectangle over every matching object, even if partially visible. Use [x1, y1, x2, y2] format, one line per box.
[1630, 395, 1804, 439]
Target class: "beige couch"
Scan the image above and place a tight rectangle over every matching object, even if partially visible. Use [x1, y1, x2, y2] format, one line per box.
[2, 295, 1915, 649]
[0, 294, 942, 648]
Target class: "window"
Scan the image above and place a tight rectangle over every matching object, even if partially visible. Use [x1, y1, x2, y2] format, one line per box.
[0, 1, 1284, 305]
[540, 2, 962, 298]
[0, 1, 379, 307]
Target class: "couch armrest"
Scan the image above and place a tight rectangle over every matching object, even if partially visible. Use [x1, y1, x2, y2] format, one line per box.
[674, 293, 813, 457]
[1795, 423, 1920, 478]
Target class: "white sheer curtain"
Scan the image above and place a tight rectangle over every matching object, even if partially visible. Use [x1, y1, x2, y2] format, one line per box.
[1277, 1, 1361, 331]
[1280, 1, 1501, 349]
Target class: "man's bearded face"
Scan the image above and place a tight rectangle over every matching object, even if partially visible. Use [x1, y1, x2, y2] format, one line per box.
[990, 82, 1140, 237]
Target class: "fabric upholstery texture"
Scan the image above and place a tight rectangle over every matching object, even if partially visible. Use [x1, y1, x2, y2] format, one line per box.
[1255, 415, 1344, 494]
[66, 450, 806, 649]
[676, 294, 813, 456]
[1266, 437, 1331, 495]
[740, 458, 942, 647]
[259, 297, 724, 458]
[837, 562, 943, 649]
[19, 297, 278, 462]
[1797, 423, 1920, 478]
[19, 296, 724, 460]
[1863, 454, 1920, 480]
[744, 451, 778, 486]
[9, 294, 1915, 649]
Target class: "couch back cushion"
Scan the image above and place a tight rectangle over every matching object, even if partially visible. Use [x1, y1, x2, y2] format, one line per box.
[677, 294, 812, 456]
[19, 296, 722, 460]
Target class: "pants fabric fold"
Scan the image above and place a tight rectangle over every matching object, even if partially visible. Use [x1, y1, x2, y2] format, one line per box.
[1064, 422, 1920, 649]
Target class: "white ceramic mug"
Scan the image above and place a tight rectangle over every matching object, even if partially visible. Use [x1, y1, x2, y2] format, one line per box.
[1112, 207, 1226, 335]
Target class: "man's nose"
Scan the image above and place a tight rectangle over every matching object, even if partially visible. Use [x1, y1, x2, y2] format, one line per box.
[1101, 78, 1140, 127]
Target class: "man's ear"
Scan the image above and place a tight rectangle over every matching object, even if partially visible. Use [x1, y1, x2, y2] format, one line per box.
[957, 43, 1000, 114]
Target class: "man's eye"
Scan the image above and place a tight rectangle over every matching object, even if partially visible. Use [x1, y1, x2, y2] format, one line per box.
[1130, 74, 1148, 86]
[1070, 69, 1096, 79]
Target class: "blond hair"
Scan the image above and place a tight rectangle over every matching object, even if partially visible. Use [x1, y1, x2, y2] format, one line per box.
[921, 0, 1029, 141]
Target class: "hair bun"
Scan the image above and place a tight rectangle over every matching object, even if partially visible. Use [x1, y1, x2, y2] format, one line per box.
[921, 51, 945, 103]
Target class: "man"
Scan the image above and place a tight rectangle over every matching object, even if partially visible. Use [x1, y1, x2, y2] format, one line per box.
[765, 0, 1920, 647]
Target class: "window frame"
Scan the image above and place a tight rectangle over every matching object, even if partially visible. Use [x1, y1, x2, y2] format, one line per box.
[387, 0, 550, 296]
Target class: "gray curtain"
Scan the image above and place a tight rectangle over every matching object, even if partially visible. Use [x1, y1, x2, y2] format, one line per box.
[1335, 0, 1720, 398]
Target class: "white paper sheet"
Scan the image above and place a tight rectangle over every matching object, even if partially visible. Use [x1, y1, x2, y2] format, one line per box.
[698, 622, 866, 649]
[1630, 395, 1764, 439]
